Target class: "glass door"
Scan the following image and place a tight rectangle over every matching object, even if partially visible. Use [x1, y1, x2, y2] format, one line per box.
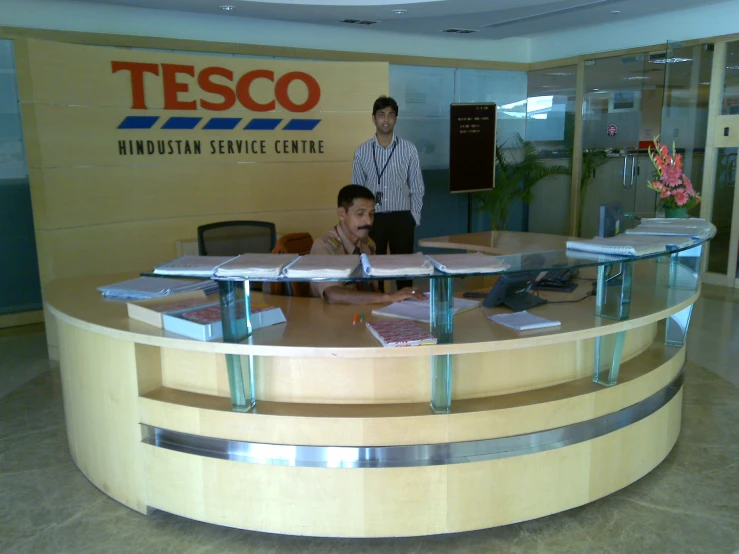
[578, 52, 667, 237]
[713, 41, 739, 286]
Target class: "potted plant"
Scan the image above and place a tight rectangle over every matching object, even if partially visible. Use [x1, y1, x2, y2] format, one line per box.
[646, 136, 701, 218]
[473, 134, 571, 231]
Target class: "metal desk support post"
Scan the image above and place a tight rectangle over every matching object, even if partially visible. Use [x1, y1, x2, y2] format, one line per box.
[218, 279, 256, 413]
[593, 261, 634, 387]
[430, 276, 454, 414]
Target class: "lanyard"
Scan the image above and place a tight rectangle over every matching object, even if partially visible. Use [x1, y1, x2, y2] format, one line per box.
[372, 141, 397, 185]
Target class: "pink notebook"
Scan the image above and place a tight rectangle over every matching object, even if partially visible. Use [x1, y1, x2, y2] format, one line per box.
[366, 319, 438, 348]
[179, 304, 274, 325]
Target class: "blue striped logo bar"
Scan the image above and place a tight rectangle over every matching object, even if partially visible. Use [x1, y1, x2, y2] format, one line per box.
[283, 119, 321, 131]
[203, 118, 242, 130]
[161, 117, 202, 130]
[117, 116, 159, 129]
[244, 118, 282, 131]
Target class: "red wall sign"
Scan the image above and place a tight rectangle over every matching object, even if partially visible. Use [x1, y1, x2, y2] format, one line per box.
[112, 62, 321, 112]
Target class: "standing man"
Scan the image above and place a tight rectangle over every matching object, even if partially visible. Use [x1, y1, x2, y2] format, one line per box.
[352, 95, 425, 290]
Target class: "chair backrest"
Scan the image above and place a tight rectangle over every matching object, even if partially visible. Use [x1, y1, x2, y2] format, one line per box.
[273, 232, 314, 256]
[265, 232, 314, 297]
[197, 221, 276, 256]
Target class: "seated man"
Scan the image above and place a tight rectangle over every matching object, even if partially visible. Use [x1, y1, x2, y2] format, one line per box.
[311, 184, 425, 305]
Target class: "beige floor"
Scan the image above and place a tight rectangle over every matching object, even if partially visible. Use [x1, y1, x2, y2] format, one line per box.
[1, 286, 738, 553]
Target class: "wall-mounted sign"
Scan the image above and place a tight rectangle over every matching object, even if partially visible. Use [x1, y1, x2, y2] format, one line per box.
[449, 103, 497, 193]
[19, 40, 383, 167]
[607, 124, 618, 137]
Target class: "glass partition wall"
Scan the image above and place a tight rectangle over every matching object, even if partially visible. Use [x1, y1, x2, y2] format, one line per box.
[525, 66, 577, 236]
[578, 52, 667, 238]
[715, 40, 739, 284]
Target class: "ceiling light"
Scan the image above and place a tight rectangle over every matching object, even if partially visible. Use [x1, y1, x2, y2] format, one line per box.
[700, 82, 711, 85]
[544, 72, 574, 76]
[392, 9, 407, 15]
[727, 66, 739, 70]
[621, 76, 649, 80]
[220, 5, 234, 10]
[610, 10, 621, 14]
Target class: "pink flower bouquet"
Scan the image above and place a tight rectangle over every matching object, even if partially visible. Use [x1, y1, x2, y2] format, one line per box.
[646, 137, 701, 210]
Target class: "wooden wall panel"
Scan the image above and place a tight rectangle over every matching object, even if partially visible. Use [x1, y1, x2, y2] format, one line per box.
[35, 209, 336, 283]
[15, 39, 387, 111]
[15, 38, 389, 300]
[29, 162, 349, 230]
[23, 105, 374, 167]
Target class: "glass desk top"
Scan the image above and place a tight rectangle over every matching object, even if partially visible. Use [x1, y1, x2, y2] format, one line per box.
[145, 235, 712, 283]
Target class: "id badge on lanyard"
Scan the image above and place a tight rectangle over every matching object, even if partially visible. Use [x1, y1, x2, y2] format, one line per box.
[372, 142, 396, 206]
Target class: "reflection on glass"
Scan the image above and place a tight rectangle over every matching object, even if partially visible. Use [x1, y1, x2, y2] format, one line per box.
[524, 66, 576, 236]
[708, 148, 737, 274]
[663, 42, 713, 217]
[390, 65, 456, 170]
[721, 41, 739, 115]
[456, 68, 528, 144]
[579, 53, 667, 238]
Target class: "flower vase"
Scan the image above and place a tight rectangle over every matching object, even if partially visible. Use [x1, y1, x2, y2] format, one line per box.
[664, 207, 688, 219]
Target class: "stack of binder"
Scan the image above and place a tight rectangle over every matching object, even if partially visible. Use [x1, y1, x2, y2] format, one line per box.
[98, 277, 216, 300]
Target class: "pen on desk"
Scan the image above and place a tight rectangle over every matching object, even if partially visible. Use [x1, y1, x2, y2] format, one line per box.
[352, 314, 360, 325]
[360, 312, 365, 323]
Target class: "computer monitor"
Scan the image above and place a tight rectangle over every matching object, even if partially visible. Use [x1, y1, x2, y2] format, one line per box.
[482, 272, 548, 312]
[598, 201, 625, 238]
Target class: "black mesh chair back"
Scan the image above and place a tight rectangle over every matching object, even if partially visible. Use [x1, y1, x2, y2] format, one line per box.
[197, 221, 277, 256]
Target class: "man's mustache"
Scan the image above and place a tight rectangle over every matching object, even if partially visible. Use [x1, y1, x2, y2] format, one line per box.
[358, 225, 373, 230]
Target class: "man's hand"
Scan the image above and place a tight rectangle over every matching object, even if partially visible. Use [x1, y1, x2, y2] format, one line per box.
[386, 287, 425, 302]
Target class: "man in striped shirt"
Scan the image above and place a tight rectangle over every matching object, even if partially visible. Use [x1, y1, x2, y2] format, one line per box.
[351, 95, 425, 290]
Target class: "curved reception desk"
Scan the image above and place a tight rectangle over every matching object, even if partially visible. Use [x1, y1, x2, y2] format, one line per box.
[46, 232, 709, 537]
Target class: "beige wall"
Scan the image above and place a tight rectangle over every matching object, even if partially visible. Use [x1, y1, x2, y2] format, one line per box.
[15, 38, 388, 288]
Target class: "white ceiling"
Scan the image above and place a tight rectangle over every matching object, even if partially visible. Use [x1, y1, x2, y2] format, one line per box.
[65, 0, 722, 40]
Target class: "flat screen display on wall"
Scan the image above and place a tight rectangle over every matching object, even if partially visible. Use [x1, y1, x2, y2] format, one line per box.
[449, 103, 497, 193]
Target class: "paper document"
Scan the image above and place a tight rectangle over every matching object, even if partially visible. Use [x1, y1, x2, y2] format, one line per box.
[625, 218, 715, 240]
[215, 253, 299, 278]
[283, 255, 359, 278]
[372, 295, 480, 323]
[360, 253, 435, 276]
[98, 277, 214, 300]
[488, 310, 561, 331]
[565, 234, 685, 257]
[425, 252, 510, 274]
[154, 255, 237, 277]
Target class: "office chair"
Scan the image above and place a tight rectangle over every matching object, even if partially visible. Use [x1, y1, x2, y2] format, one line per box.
[264, 232, 314, 297]
[197, 221, 277, 256]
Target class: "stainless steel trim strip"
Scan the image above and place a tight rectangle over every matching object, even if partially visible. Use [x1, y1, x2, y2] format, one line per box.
[142, 373, 683, 468]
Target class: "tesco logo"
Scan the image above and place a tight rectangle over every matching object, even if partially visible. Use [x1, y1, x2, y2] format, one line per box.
[112, 62, 321, 113]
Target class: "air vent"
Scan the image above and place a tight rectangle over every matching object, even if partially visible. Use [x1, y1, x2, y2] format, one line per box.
[442, 28, 478, 34]
[339, 19, 380, 25]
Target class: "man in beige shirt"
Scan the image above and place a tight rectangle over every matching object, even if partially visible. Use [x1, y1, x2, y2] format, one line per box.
[311, 185, 425, 304]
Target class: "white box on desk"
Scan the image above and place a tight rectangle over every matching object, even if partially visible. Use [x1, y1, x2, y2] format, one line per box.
[162, 303, 286, 341]
[126, 291, 209, 328]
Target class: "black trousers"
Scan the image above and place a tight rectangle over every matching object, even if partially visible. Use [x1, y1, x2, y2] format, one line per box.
[370, 210, 416, 291]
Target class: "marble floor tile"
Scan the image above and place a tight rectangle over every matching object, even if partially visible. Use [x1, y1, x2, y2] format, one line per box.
[0, 324, 52, 399]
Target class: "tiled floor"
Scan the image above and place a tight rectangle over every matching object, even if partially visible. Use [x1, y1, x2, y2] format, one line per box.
[1, 286, 738, 553]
